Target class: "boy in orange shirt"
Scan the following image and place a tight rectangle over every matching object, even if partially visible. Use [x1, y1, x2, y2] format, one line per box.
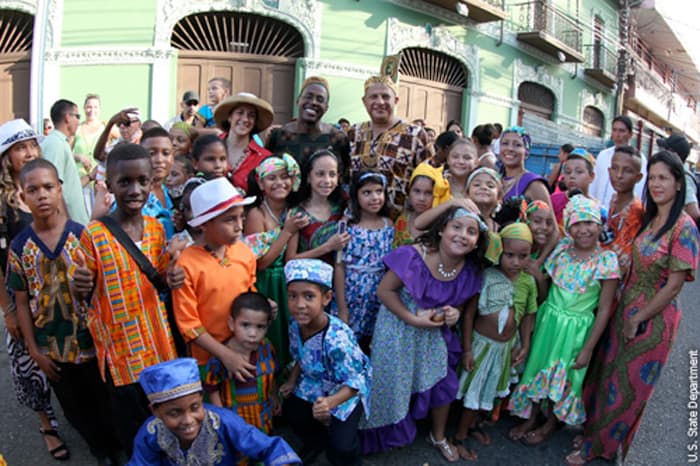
[173, 178, 261, 382]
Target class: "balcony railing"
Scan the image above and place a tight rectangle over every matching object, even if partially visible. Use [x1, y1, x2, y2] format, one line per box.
[508, 1, 584, 62]
[583, 42, 617, 87]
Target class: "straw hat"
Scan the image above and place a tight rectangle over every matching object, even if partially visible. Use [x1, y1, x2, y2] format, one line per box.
[213, 92, 274, 133]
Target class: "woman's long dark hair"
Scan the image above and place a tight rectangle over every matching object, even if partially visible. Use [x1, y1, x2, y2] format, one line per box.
[639, 150, 686, 241]
[292, 149, 345, 208]
[416, 205, 488, 268]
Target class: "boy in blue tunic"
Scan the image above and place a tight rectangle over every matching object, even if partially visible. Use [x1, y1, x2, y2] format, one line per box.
[279, 259, 371, 466]
[129, 358, 300, 465]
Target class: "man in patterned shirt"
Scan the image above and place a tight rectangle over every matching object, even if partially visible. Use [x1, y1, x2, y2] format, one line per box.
[349, 75, 434, 217]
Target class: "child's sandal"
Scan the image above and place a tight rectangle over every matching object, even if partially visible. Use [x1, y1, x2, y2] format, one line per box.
[452, 436, 478, 461]
[468, 425, 491, 445]
[426, 432, 459, 462]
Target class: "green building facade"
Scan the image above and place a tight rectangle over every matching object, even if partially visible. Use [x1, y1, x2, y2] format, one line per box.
[1, 0, 619, 150]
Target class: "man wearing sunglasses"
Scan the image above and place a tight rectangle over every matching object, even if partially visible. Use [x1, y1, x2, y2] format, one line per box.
[40, 99, 89, 224]
[164, 91, 201, 131]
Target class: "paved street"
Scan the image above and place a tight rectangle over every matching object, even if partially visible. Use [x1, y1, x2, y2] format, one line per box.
[2, 281, 698, 465]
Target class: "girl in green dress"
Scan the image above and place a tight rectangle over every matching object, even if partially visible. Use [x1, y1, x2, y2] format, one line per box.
[507, 195, 620, 445]
[244, 154, 308, 370]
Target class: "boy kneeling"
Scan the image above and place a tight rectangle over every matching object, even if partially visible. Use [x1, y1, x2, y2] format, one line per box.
[129, 358, 300, 465]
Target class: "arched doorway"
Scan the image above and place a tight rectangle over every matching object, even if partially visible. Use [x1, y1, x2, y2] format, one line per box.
[582, 105, 604, 137]
[517, 82, 555, 122]
[397, 47, 467, 132]
[171, 11, 304, 125]
[0, 9, 32, 122]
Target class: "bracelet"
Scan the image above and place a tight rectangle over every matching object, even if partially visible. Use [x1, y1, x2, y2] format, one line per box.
[2, 302, 16, 317]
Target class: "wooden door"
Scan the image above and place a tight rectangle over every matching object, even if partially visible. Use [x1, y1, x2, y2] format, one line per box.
[176, 52, 295, 125]
[397, 47, 467, 131]
[397, 76, 462, 132]
[0, 53, 30, 122]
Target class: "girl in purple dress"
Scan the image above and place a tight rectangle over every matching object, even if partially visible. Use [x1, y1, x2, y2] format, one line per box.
[359, 206, 487, 462]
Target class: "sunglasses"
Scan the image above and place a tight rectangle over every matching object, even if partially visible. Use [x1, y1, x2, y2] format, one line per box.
[71, 113, 81, 120]
[118, 120, 138, 128]
[185, 100, 199, 106]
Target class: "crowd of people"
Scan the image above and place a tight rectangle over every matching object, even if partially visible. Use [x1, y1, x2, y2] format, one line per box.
[0, 72, 698, 466]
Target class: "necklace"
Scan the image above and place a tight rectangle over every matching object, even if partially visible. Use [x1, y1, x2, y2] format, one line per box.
[503, 171, 524, 195]
[437, 261, 459, 279]
[203, 244, 231, 267]
[262, 199, 284, 227]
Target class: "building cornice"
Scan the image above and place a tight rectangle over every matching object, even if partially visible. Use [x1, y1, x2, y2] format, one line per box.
[43, 47, 177, 65]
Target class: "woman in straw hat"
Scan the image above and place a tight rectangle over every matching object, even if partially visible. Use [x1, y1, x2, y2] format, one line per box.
[214, 92, 274, 193]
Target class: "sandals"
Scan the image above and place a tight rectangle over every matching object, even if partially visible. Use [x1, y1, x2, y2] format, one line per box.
[565, 449, 586, 465]
[452, 436, 478, 461]
[427, 432, 459, 462]
[519, 425, 556, 446]
[468, 425, 491, 445]
[40, 427, 70, 461]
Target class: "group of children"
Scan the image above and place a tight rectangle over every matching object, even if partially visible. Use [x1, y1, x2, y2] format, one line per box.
[9, 115, 659, 466]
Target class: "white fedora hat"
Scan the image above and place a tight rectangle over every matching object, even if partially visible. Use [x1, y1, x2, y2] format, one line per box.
[188, 177, 255, 227]
[0, 119, 39, 156]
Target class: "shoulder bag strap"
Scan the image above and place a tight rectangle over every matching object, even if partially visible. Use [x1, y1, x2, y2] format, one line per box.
[98, 216, 168, 293]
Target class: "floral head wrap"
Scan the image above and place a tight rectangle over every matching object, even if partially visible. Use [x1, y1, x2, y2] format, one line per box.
[466, 167, 502, 190]
[525, 199, 551, 223]
[410, 162, 451, 207]
[502, 126, 531, 155]
[256, 153, 301, 192]
[564, 194, 601, 232]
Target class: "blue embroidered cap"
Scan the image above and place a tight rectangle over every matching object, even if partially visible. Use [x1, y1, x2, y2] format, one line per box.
[139, 358, 202, 404]
[284, 258, 333, 288]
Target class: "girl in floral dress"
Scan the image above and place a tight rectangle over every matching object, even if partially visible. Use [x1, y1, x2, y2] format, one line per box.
[360, 206, 487, 462]
[244, 154, 308, 369]
[334, 171, 394, 352]
[286, 149, 349, 264]
[567, 151, 699, 465]
[508, 195, 620, 445]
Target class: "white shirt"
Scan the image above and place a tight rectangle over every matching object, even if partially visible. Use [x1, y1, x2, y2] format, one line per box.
[589, 146, 647, 208]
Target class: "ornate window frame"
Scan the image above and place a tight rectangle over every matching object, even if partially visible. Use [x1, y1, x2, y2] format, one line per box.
[513, 59, 563, 124]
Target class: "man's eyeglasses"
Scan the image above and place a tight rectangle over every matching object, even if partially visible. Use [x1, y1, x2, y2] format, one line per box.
[118, 120, 138, 128]
[71, 113, 81, 120]
[185, 100, 199, 106]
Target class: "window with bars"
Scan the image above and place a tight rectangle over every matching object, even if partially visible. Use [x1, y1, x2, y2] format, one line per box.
[399, 47, 468, 88]
[518, 82, 555, 120]
[583, 105, 604, 137]
[0, 9, 32, 55]
[171, 11, 304, 57]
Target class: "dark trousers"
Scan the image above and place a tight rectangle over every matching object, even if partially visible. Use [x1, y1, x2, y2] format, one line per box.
[105, 369, 152, 457]
[284, 394, 362, 466]
[49, 359, 120, 460]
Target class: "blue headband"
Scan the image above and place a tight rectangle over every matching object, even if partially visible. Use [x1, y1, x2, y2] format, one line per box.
[358, 171, 387, 187]
[451, 207, 488, 232]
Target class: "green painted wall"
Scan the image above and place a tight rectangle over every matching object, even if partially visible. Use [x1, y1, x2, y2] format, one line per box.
[61, 0, 156, 47]
[60, 65, 152, 119]
[53, 0, 618, 136]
